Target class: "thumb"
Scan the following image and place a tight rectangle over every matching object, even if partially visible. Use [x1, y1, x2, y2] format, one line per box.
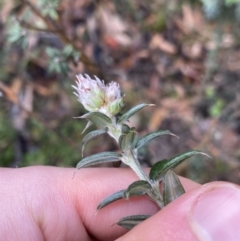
[116, 182, 240, 241]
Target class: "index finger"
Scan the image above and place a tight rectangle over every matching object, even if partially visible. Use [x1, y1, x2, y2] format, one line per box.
[70, 167, 200, 240]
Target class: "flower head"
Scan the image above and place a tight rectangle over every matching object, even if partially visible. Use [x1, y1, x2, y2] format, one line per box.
[105, 82, 121, 102]
[73, 74, 124, 117]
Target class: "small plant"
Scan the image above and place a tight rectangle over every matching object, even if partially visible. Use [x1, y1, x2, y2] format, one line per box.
[73, 74, 209, 230]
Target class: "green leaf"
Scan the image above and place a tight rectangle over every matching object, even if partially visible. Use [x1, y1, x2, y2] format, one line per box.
[121, 124, 131, 133]
[136, 130, 178, 150]
[149, 159, 168, 181]
[124, 180, 152, 199]
[76, 152, 122, 169]
[149, 150, 209, 181]
[119, 128, 138, 152]
[80, 112, 112, 127]
[225, 0, 240, 6]
[97, 190, 125, 210]
[46, 47, 60, 57]
[117, 215, 150, 230]
[62, 44, 74, 57]
[163, 170, 185, 206]
[118, 103, 155, 124]
[81, 128, 108, 156]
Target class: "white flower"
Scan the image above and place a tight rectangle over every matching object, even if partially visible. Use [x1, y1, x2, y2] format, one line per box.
[72, 74, 124, 117]
[72, 74, 105, 112]
[105, 82, 121, 102]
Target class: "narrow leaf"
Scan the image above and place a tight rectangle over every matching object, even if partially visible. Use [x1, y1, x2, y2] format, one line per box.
[163, 170, 185, 206]
[81, 121, 92, 134]
[81, 128, 108, 156]
[80, 112, 112, 127]
[73, 118, 92, 134]
[119, 129, 138, 152]
[124, 180, 152, 199]
[97, 190, 125, 210]
[76, 152, 122, 169]
[117, 215, 150, 230]
[118, 103, 155, 124]
[136, 130, 178, 150]
[149, 150, 208, 181]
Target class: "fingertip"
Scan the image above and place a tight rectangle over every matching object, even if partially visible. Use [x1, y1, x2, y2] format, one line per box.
[116, 182, 240, 241]
[191, 182, 240, 241]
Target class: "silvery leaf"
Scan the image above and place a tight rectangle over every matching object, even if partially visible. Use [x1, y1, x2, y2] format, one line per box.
[117, 215, 150, 230]
[117, 103, 155, 124]
[80, 112, 112, 127]
[135, 130, 178, 150]
[81, 128, 108, 156]
[97, 190, 125, 210]
[124, 180, 152, 199]
[76, 152, 122, 169]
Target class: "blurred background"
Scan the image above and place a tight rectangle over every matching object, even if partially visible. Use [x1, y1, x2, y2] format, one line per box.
[0, 0, 240, 184]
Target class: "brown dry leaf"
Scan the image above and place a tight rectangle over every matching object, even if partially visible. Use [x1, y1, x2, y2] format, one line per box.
[0, 79, 22, 104]
[11, 78, 22, 95]
[150, 34, 177, 54]
[173, 84, 185, 98]
[99, 7, 132, 47]
[118, 49, 150, 70]
[180, 64, 200, 80]
[182, 42, 203, 59]
[0, 0, 15, 21]
[175, 4, 204, 34]
[182, 4, 196, 32]
[174, 59, 202, 81]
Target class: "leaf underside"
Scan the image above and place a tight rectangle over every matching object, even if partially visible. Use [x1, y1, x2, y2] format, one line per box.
[135, 130, 177, 150]
[97, 190, 125, 210]
[124, 180, 152, 199]
[163, 170, 185, 206]
[80, 112, 112, 127]
[117, 103, 155, 124]
[81, 128, 108, 156]
[76, 152, 122, 169]
[117, 215, 151, 230]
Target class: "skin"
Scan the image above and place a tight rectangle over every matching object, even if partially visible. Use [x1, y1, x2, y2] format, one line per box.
[1, 166, 238, 241]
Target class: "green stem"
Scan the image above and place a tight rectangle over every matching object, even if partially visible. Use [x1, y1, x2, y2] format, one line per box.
[108, 125, 122, 143]
[107, 118, 164, 208]
[120, 149, 150, 182]
[131, 149, 151, 182]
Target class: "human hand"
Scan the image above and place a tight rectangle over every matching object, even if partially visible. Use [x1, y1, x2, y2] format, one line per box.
[0, 166, 239, 241]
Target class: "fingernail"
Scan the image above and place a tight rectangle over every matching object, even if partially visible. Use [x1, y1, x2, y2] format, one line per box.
[192, 185, 240, 241]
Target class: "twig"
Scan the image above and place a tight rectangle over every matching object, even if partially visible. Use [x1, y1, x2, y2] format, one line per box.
[19, 19, 62, 33]
[19, 0, 101, 74]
